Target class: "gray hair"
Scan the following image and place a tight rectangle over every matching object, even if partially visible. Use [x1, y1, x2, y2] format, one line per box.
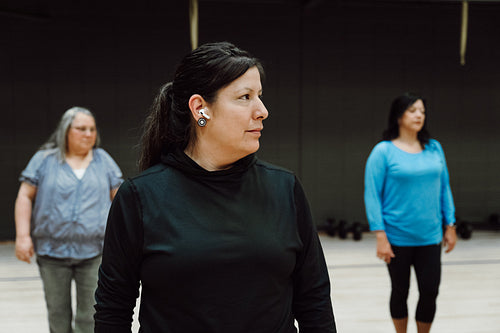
[40, 106, 101, 161]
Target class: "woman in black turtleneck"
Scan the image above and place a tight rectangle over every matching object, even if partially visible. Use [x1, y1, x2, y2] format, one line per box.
[94, 42, 336, 333]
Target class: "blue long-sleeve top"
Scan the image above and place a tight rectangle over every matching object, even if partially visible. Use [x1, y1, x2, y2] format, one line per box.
[364, 139, 455, 246]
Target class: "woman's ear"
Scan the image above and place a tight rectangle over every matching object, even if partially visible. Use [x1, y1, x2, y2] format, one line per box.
[188, 94, 208, 121]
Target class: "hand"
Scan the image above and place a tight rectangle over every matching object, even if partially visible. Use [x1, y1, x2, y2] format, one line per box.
[15, 236, 34, 263]
[375, 231, 395, 264]
[443, 225, 457, 253]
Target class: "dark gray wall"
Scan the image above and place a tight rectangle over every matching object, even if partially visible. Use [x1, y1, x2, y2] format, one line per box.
[299, 2, 500, 225]
[2, 0, 192, 239]
[2, 1, 499, 239]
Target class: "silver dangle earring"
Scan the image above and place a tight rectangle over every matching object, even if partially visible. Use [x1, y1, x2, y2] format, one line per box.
[197, 108, 210, 127]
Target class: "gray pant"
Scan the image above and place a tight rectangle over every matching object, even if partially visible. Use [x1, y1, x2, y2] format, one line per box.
[37, 255, 101, 333]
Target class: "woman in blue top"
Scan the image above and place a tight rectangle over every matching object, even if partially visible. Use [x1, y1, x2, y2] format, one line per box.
[364, 93, 457, 333]
[14, 107, 123, 333]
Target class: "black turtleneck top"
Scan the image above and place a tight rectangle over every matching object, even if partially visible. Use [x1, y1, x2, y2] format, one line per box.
[94, 151, 336, 333]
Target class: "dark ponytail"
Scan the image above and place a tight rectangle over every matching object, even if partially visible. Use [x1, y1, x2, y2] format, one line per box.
[138, 41, 264, 171]
[139, 83, 173, 171]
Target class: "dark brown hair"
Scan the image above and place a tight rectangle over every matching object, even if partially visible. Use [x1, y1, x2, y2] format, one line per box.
[138, 42, 264, 171]
[382, 92, 430, 148]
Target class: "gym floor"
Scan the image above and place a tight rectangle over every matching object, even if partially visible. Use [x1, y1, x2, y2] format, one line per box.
[1, 231, 499, 333]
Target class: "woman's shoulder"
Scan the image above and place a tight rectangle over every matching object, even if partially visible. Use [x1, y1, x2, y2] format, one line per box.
[93, 148, 120, 164]
[370, 140, 393, 154]
[425, 139, 443, 151]
[127, 163, 168, 184]
[255, 159, 295, 177]
[427, 138, 440, 146]
[31, 148, 59, 163]
[93, 147, 114, 160]
[254, 159, 298, 189]
[20, 149, 60, 184]
[113, 164, 168, 200]
[37, 147, 58, 155]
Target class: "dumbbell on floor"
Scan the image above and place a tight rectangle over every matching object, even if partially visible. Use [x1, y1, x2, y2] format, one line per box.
[321, 218, 338, 237]
[319, 218, 364, 241]
[456, 221, 473, 239]
[487, 213, 500, 231]
[338, 220, 363, 241]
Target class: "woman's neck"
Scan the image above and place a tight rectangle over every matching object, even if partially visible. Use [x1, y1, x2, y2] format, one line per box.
[66, 149, 93, 169]
[393, 129, 422, 153]
[184, 144, 235, 172]
[397, 127, 419, 144]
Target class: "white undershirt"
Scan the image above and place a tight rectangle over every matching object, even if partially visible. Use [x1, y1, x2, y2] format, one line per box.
[73, 168, 86, 179]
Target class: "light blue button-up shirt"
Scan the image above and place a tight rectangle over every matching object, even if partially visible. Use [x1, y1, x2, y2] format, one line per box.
[20, 148, 123, 259]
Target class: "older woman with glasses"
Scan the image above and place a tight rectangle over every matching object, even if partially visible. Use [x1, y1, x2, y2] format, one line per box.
[14, 106, 123, 333]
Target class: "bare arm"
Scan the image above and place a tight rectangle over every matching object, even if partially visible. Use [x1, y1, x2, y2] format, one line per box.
[375, 230, 395, 264]
[110, 187, 119, 201]
[14, 182, 37, 263]
[443, 225, 457, 253]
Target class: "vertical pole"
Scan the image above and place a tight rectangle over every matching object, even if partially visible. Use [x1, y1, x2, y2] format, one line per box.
[189, 0, 199, 50]
[460, 1, 468, 66]
[298, 3, 303, 179]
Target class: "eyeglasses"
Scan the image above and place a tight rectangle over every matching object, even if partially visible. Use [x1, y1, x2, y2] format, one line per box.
[71, 126, 96, 133]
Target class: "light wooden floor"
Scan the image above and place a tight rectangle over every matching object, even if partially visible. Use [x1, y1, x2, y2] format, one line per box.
[1, 231, 499, 332]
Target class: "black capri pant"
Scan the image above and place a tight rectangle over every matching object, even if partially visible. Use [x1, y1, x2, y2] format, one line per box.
[387, 243, 441, 323]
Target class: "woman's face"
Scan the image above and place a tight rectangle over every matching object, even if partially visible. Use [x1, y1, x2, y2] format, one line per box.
[398, 99, 425, 133]
[204, 66, 269, 160]
[66, 113, 97, 155]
